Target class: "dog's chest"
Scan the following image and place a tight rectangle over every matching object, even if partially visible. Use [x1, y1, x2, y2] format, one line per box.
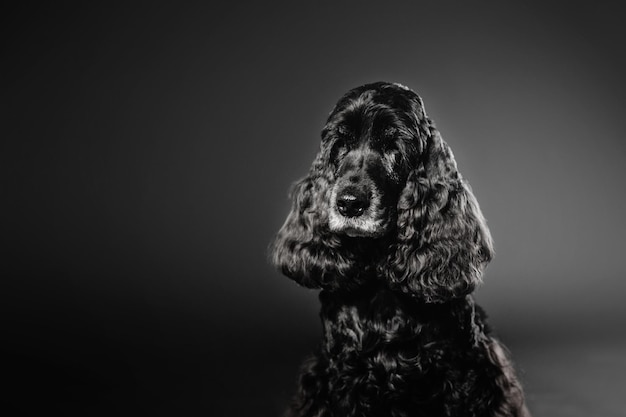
[319, 291, 466, 361]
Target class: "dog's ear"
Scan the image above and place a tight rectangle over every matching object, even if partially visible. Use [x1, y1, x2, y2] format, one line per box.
[379, 120, 494, 303]
[269, 146, 369, 289]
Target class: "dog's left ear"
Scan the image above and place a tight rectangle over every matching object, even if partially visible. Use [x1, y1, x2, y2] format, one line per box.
[379, 120, 494, 303]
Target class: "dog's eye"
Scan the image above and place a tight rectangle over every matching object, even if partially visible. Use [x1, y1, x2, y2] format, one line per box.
[336, 125, 353, 140]
[383, 127, 398, 138]
[335, 125, 359, 151]
[376, 127, 399, 152]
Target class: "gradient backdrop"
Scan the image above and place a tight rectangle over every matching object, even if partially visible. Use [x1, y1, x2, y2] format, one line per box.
[4, 2, 626, 416]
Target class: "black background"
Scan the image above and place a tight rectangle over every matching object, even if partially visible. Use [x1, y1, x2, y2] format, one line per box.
[4, 2, 626, 416]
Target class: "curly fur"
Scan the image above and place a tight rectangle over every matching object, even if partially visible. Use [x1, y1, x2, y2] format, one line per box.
[270, 82, 530, 417]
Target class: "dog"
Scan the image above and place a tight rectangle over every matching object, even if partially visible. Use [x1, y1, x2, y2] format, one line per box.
[270, 82, 530, 417]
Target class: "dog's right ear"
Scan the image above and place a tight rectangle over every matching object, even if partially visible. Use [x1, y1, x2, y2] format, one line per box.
[270, 140, 372, 289]
[270, 175, 326, 288]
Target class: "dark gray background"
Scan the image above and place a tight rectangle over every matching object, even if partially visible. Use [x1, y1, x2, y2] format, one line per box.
[4, 2, 625, 416]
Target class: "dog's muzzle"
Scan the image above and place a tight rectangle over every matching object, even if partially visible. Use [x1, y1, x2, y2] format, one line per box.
[329, 180, 387, 237]
[336, 185, 370, 218]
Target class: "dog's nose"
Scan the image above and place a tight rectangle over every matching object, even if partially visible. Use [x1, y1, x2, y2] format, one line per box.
[336, 190, 370, 217]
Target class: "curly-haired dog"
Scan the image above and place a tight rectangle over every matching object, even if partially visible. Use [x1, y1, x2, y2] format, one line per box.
[270, 82, 530, 417]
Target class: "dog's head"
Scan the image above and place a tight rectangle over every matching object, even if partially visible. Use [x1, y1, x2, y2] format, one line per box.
[270, 82, 493, 302]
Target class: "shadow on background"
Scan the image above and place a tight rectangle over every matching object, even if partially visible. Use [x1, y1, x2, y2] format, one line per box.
[4, 1, 626, 416]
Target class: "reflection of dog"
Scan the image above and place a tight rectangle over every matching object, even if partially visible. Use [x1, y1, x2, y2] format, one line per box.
[271, 82, 530, 417]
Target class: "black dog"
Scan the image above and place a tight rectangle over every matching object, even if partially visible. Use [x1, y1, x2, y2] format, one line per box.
[271, 82, 530, 417]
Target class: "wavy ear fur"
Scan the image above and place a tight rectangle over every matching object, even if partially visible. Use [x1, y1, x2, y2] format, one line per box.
[379, 121, 494, 303]
[270, 149, 373, 289]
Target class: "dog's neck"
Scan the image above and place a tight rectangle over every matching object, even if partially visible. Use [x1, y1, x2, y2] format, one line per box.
[318, 284, 480, 355]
